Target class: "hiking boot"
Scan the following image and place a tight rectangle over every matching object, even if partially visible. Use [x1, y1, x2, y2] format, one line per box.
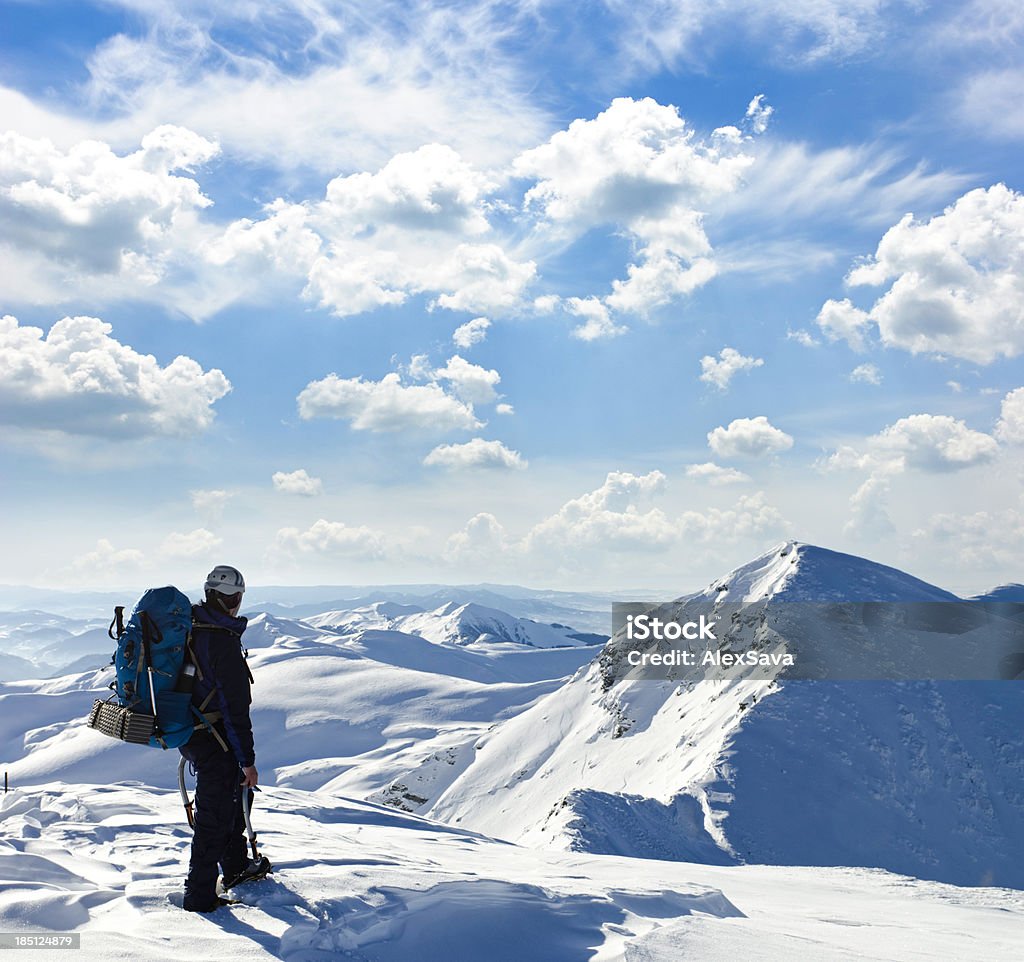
[222, 855, 273, 889]
[184, 895, 236, 913]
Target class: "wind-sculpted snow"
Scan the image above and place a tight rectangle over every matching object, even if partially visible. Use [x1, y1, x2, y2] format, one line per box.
[2, 782, 1022, 961]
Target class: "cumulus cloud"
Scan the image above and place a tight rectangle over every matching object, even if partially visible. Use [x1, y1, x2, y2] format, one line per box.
[431, 355, 501, 404]
[699, 346, 764, 390]
[850, 363, 882, 385]
[787, 328, 820, 348]
[677, 491, 787, 543]
[524, 470, 673, 553]
[0, 126, 218, 285]
[914, 503, 1024, 569]
[160, 528, 222, 558]
[274, 519, 388, 559]
[272, 469, 324, 496]
[423, 438, 526, 471]
[431, 243, 537, 315]
[0, 314, 231, 439]
[444, 512, 510, 562]
[514, 97, 756, 318]
[996, 387, 1024, 443]
[452, 316, 491, 349]
[707, 416, 794, 458]
[868, 414, 998, 472]
[495, 403, 515, 416]
[819, 185, 1024, 363]
[71, 538, 145, 574]
[215, 145, 537, 319]
[685, 462, 751, 485]
[827, 412, 1000, 537]
[843, 476, 896, 539]
[191, 489, 232, 527]
[815, 298, 872, 351]
[565, 297, 628, 341]
[524, 470, 786, 561]
[297, 371, 481, 433]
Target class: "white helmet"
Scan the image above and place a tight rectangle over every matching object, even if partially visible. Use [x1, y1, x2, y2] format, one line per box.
[205, 565, 245, 595]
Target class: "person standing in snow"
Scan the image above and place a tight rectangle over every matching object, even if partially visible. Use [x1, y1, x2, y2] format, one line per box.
[180, 565, 271, 913]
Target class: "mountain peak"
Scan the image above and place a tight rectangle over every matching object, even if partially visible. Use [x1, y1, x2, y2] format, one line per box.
[693, 541, 960, 603]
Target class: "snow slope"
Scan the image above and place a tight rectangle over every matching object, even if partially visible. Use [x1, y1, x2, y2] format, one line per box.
[429, 542, 1024, 888]
[1, 781, 1021, 962]
[0, 607, 601, 817]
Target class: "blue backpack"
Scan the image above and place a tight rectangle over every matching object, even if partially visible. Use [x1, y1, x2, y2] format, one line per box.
[88, 586, 218, 750]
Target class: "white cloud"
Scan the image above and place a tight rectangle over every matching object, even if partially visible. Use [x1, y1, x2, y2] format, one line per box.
[452, 316, 491, 349]
[843, 476, 895, 539]
[191, 489, 232, 527]
[524, 470, 673, 553]
[160, 528, 222, 559]
[424, 438, 526, 471]
[869, 414, 999, 473]
[444, 512, 509, 562]
[954, 67, 1024, 142]
[514, 97, 755, 317]
[69, 1, 552, 175]
[604, 253, 718, 317]
[495, 403, 515, 416]
[602, 1, 911, 72]
[826, 412, 1001, 536]
[296, 371, 481, 433]
[0, 126, 218, 280]
[996, 387, 1024, 443]
[431, 243, 537, 315]
[850, 363, 882, 385]
[699, 346, 764, 390]
[432, 355, 501, 405]
[914, 503, 1024, 569]
[677, 491, 788, 543]
[707, 416, 794, 458]
[565, 297, 628, 341]
[213, 144, 538, 320]
[826, 185, 1024, 363]
[685, 462, 751, 485]
[787, 328, 820, 348]
[0, 314, 231, 439]
[745, 94, 774, 134]
[272, 469, 324, 497]
[815, 298, 872, 351]
[274, 519, 388, 559]
[524, 470, 786, 561]
[71, 538, 145, 574]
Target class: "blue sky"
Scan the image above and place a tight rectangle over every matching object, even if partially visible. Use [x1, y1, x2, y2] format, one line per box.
[1, 0, 1022, 594]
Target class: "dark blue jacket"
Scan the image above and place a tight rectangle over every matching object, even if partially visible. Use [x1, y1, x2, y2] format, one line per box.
[190, 603, 255, 768]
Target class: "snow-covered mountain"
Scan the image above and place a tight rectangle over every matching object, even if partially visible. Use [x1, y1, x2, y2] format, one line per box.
[309, 600, 606, 649]
[427, 542, 1024, 888]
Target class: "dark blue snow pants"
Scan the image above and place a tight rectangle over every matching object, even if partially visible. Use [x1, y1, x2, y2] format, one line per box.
[179, 732, 250, 910]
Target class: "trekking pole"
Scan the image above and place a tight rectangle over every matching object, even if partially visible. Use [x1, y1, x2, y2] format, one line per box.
[241, 784, 260, 861]
[177, 756, 195, 830]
